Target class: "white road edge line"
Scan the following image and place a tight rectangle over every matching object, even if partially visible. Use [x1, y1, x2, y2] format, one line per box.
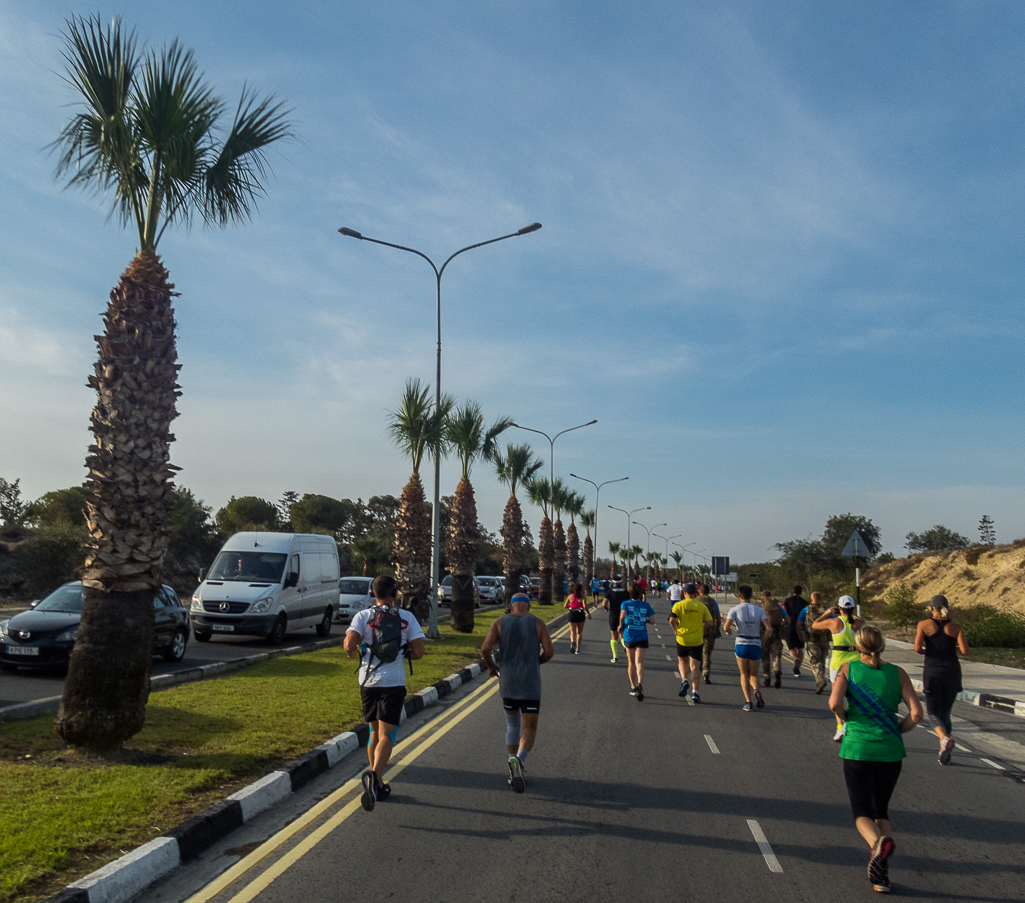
[704, 734, 720, 754]
[747, 819, 783, 873]
[980, 758, 1005, 770]
[665, 654, 672, 661]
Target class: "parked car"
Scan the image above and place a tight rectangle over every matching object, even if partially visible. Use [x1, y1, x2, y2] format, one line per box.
[0, 581, 190, 671]
[336, 576, 373, 623]
[476, 576, 501, 604]
[190, 532, 339, 644]
[437, 575, 481, 608]
[529, 576, 541, 598]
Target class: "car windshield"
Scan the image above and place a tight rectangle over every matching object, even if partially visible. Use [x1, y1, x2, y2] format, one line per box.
[207, 551, 287, 582]
[441, 576, 453, 586]
[339, 579, 370, 595]
[479, 578, 495, 586]
[34, 584, 86, 613]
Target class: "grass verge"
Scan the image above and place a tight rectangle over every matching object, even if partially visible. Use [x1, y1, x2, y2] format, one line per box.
[0, 604, 569, 903]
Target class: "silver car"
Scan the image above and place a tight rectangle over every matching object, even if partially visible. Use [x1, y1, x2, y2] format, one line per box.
[335, 576, 373, 623]
[476, 576, 501, 604]
[437, 575, 481, 608]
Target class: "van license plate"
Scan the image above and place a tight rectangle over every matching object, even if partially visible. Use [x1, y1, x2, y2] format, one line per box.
[211, 624, 234, 632]
[6, 645, 39, 655]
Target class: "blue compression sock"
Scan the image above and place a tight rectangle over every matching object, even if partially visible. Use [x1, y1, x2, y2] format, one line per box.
[505, 713, 521, 747]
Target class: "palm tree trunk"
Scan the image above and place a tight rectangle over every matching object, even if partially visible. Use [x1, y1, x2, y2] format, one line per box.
[553, 519, 567, 603]
[567, 522, 580, 588]
[583, 534, 594, 586]
[393, 473, 431, 622]
[538, 516, 554, 605]
[448, 476, 478, 633]
[56, 250, 178, 751]
[501, 494, 525, 610]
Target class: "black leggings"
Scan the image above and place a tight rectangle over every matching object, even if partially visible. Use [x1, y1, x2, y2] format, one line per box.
[924, 682, 960, 734]
[842, 759, 902, 822]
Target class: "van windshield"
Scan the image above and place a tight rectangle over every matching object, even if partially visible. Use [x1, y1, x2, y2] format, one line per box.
[208, 552, 287, 583]
[339, 579, 369, 595]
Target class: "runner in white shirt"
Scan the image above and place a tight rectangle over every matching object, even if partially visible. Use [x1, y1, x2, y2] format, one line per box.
[723, 584, 770, 712]
[668, 582, 683, 603]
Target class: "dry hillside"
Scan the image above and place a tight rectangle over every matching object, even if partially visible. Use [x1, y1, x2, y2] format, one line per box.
[862, 542, 1025, 617]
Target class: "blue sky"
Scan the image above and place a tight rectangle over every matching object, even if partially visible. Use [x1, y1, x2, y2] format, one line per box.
[2, 1, 1024, 564]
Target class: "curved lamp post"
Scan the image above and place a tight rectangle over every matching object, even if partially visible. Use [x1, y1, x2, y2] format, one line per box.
[338, 222, 542, 638]
[609, 505, 650, 582]
[632, 520, 666, 583]
[510, 419, 597, 600]
[569, 473, 627, 585]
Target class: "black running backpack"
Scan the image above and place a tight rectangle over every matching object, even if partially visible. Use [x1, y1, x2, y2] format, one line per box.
[360, 607, 410, 684]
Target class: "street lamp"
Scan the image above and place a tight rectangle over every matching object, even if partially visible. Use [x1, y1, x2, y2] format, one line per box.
[673, 541, 695, 581]
[609, 505, 650, 582]
[569, 473, 628, 585]
[653, 532, 682, 562]
[632, 520, 666, 583]
[338, 222, 542, 638]
[511, 419, 597, 600]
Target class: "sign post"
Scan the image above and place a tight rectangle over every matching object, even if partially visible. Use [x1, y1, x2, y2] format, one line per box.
[712, 557, 730, 609]
[841, 530, 870, 615]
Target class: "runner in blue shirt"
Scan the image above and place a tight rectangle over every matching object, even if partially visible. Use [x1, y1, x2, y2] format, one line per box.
[618, 582, 655, 701]
[590, 576, 601, 605]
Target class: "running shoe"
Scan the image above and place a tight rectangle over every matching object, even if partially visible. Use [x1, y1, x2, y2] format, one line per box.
[868, 836, 895, 886]
[833, 724, 846, 742]
[743, 702, 753, 712]
[636, 684, 644, 701]
[691, 691, 701, 704]
[872, 878, 891, 894]
[793, 666, 801, 677]
[754, 689, 764, 709]
[679, 679, 689, 698]
[629, 686, 637, 696]
[774, 671, 782, 689]
[360, 771, 377, 812]
[815, 681, 827, 695]
[611, 656, 618, 663]
[377, 781, 391, 801]
[702, 673, 712, 684]
[939, 736, 955, 765]
[507, 755, 525, 793]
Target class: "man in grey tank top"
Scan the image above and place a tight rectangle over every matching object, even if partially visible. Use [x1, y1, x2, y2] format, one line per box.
[482, 593, 555, 792]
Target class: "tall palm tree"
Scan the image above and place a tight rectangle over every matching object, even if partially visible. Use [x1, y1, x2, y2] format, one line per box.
[445, 402, 510, 632]
[527, 479, 553, 605]
[564, 491, 584, 586]
[52, 15, 293, 751]
[550, 478, 570, 603]
[608, 540, 622, 584]
[670, 550, 683, 581]
[494, 444, 543, 610]
[580, 509, 596, 585]
[630, 545, 644, 582]
[388, 379, 451, 622]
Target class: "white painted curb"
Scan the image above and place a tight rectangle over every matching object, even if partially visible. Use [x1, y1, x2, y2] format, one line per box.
[70, 836, 179, 903]
[227, 770, 291, 821]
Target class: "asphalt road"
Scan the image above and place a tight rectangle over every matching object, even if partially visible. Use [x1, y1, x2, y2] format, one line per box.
[140, 593, 1025, 903]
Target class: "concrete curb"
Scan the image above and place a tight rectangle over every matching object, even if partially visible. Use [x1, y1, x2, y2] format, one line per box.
[41, 607, 570, 903]
[0, 635, 349, 724]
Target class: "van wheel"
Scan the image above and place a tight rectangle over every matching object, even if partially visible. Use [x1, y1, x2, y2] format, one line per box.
[315, 607, 333, 637]
[194, 630, 211, 643]
[267, 615, 287, 645]
[164, 628, 189, 662]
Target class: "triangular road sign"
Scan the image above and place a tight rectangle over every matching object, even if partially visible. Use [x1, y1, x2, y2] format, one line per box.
[842, 530, 869, 558]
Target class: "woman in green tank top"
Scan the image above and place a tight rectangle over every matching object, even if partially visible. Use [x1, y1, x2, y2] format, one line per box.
[829, 625, 923, 894]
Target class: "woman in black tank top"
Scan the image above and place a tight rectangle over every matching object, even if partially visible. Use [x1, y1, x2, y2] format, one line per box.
[914, 594, 969, 765]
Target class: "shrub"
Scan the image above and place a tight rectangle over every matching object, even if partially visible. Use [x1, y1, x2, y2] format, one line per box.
[965, 547, 982, 566]
[23, 522, 86, 594]
[885, 582, 921, 635]
[960, 605, 1025, 647]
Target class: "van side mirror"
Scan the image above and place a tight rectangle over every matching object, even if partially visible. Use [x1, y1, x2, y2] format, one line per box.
[29, 599, 40, 609]
[198, 568, 207, 582]
[284, 572, 299, 588]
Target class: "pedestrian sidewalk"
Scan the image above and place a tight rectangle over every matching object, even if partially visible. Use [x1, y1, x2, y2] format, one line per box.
[884, 638, 1025, 718]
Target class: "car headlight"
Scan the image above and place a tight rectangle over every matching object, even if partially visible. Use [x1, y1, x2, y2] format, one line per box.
[251, 598, 270, 613]
[57, 626, 78, 643]
[191, 594, 203, 612]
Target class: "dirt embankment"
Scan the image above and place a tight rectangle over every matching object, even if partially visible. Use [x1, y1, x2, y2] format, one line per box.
[862, 542, 1025, 616]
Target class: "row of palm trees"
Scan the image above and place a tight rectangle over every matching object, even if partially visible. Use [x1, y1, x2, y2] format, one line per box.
[388, 379, 611, 628]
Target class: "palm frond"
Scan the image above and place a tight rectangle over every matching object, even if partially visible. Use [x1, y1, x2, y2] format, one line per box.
[495, 443, 543, 499]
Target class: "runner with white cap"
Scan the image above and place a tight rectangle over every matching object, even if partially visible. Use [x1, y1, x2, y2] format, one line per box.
[812, 595, 865, 741]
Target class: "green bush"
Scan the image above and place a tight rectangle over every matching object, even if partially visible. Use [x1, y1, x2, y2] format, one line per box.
[961, 605, 1025, 647]
[23, 523, 86, 594]
[885, 582, 921, 634]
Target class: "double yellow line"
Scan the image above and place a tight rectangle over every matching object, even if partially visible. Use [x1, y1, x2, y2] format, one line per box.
[190, 620, 572, 903]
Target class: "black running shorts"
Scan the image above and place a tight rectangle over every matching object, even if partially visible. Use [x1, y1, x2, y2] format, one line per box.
[624, 639, 649, 649]
[361, 685, 406, 726]
[503, 698, 541, 714]
[676, 643, 702, 661]
[568, 609, 587, 624]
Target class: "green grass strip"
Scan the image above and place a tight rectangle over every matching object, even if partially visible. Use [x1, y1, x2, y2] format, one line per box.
[0, 605, 568, 903]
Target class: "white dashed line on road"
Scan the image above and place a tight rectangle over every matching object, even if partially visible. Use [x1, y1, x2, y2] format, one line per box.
[704, 735, 720, 754]
[747, 819, 783, 873]
[980, 758, 1006, 770]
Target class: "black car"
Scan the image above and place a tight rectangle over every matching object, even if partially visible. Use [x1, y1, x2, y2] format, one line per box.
[0, 581, 190, 671]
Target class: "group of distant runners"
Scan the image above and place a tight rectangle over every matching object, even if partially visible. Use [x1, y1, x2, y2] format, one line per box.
[345, 574, 969, 895]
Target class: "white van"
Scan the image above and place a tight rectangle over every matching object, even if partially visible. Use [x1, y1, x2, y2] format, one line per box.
[190, 532, 340, 645]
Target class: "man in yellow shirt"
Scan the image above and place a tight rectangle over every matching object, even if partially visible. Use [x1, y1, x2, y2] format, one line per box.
[669, 583, 712, 704]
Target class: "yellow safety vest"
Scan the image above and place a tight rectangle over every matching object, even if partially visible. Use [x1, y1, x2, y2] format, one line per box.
[830, 616, 859, 671]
